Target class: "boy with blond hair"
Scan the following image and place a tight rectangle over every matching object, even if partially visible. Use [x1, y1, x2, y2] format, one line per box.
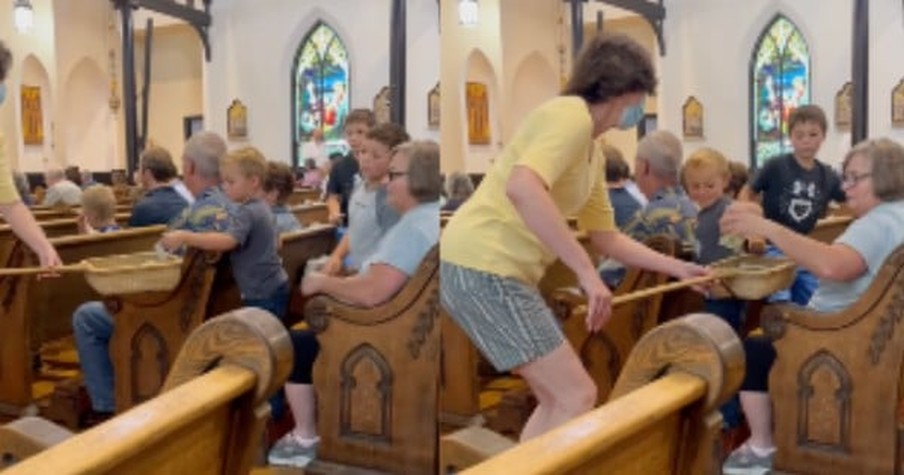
[78, 185, 121, 234]
[161, 146, 289, 317]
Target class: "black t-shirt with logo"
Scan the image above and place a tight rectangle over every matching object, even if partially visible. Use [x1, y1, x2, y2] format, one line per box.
[750, 153, 846, 235]
[326, 153, 360, 227]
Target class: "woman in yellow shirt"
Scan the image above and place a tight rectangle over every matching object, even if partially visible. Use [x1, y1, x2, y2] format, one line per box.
[441, 33, 708, 441]
[0, 41, 61, 269]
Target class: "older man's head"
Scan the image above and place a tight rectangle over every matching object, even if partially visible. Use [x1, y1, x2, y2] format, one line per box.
[634, 130, 683, 199]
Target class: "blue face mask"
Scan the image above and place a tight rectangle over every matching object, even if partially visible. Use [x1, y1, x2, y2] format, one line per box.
[0, 84, 6, 106]
[618, 102, 645, 130]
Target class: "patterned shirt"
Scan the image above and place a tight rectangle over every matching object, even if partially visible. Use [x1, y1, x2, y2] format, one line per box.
[623, 186, 698, 256]
[168, 186, 234, 233]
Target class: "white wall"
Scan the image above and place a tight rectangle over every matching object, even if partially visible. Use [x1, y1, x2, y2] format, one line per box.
[204, 0, 439, 165]
[658, 0, 904, 169]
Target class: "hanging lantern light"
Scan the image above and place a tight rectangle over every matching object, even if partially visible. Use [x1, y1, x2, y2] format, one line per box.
[13, 0, 34, 34]
[458, 0, 478, 27]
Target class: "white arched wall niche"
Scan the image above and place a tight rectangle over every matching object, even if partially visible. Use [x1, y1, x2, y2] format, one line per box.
[60, 57, 114, 172]
[508, 52, 558, 138]
[19, 54, 53, 172]
[464, 48, 501, 173]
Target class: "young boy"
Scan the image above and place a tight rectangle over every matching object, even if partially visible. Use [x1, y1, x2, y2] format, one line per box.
[78, 185, 121, 234]
[739, 105, 846, 305]
[683, 147, 746, 430]
[322, 122, 410, 275]
[160, 147, 289, 317]
[325, 109, 376, 226]
[264, 161, 303, 235]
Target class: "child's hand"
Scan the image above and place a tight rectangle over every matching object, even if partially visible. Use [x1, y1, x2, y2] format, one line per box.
[76, 213, 93, 235]
[746, 237, 767, 254]
[301, 272, 325, 296]
[160, 231, 186, 252]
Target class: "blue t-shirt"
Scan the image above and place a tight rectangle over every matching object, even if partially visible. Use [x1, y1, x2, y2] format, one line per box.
[809, 200, 904, 312]
[608, 187, 642, 229]
[272, 204, 303, 235]
[361, 201, 440, 276]
[129, 185, 189, 228]
[226, 198, 288, 299]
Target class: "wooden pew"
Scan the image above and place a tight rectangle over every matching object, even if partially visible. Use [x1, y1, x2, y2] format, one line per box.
[0, 226, 166, 418]
[0, 213, 134, 267]
[2, 308, 292, 474]
[280, 225, 336, 325]
[108, 224, 335, 412]
[809, 215, 853, 244]
[290, 202, 329, 227]
[288, 187, 321, 205]
[305, 246, 440, 474]
[761, 243, 904, 474]
[444, 313, 744, 474]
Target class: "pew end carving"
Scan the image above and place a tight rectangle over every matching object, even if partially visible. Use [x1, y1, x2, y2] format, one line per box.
[762, 243, 904, 474]
[2, 308, 292, 474]
[306, 246, 440, 475]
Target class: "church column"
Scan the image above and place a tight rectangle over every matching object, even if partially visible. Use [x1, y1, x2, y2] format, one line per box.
[114, 0, 139, 177]
[851, 0, 868, 144]
[390, 0, 406, 125]
[569, 0, 584, 58]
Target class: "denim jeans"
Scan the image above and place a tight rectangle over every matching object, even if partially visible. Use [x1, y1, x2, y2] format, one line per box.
[72, 301, 116, 413]
[765, 245, 818, 305]
[243, 282, 291, 419]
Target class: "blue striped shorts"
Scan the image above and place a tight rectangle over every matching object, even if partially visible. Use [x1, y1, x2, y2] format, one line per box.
[440, 261, 565, 371]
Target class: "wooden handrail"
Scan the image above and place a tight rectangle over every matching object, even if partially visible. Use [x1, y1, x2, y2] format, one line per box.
[4, 365, 255, 474]
[462, 372, 707, 474]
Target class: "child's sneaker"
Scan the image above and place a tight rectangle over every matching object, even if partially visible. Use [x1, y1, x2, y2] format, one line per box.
[722, 442, 774, 475]
[267, 433, 318, 468]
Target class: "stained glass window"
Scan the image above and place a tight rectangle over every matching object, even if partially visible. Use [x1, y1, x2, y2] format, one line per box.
[751, 15, 810, 168]
[293, 22, 350, 163]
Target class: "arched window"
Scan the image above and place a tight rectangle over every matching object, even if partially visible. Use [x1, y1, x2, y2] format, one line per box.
[750, 15, 810, 168]
[293, 21, 350, 165]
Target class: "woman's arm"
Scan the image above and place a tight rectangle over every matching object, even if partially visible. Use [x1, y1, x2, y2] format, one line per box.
[301, 263, 408, 307]
[721, 202, 865, 282]
[506, 165, 612, 331]
[0, 200, 62, 268]
[589, 229, 706, 280]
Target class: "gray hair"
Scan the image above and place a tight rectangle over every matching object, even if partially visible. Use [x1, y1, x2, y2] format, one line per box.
[445, 171, 474, 201]
[183, 131, 226, 180]
[636, 130, 682, 183]
[45, 168, 64, 182]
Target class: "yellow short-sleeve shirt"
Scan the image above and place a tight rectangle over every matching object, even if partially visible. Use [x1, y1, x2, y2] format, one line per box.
[0, 135, 21, 204]
[441, 96, 615, 285]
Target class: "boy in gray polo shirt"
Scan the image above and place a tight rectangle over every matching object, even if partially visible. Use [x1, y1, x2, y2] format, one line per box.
[161, 147, 289, 317]
[322, 123, 410, 275]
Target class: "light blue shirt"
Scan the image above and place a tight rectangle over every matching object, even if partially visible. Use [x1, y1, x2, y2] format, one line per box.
[809, 200, 904, 312]
[361, 201, 440, 276]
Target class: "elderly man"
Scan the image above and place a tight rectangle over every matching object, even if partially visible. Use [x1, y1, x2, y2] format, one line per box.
[72, 131, 231, 426]
[129, 146, 189, 227]
[43, 167, 83, 207]
[598, 131, 697, 288]
[623, 130, 697, 252]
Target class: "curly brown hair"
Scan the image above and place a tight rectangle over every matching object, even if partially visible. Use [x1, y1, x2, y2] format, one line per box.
[0, 41, 11, 83]
[562, 32, 657, 104]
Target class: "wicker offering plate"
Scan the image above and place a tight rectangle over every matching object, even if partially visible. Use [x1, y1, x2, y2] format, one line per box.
[82, 251, 182, 295]
[709, 254, 795, 300]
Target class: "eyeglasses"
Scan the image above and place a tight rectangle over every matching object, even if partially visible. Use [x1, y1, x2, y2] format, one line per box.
[842, 172, 872, 187]
[388, 170, 407, 181]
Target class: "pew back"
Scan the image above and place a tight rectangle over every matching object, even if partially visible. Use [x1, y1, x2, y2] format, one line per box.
[3, 308, 293, 475]
[456, 314, 744, 475]
[764, 243, 904, 474]
[306, 246, 440, 474]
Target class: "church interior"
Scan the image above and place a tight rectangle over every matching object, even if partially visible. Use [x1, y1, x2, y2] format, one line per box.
[0, 0, 903, 474]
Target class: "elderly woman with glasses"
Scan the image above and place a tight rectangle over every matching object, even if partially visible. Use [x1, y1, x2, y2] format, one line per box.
[719, 137, 904, 474]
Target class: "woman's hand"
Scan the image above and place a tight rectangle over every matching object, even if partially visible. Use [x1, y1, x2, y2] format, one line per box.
[321, 254, 343, 276]
[672, 261, 713, 294]
[578, 271, 613, 333]
[720, 201, 768, 239]
[301, 271, 326, 296]
[36, 242, 62, 278]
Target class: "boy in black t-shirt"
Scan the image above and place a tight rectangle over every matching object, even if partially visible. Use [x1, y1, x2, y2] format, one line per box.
[739, 105, 846, 305]
[325, 109, 376, 227]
